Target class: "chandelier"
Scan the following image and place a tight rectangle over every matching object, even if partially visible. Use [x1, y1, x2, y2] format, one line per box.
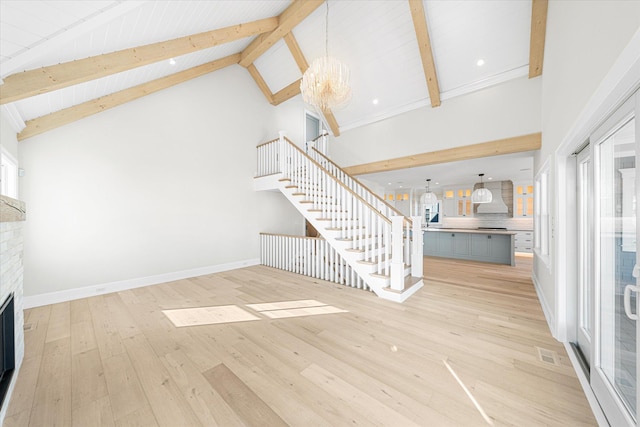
[300, 1, 351, 111]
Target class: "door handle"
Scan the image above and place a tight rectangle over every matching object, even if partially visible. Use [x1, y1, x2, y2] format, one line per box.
[623, 284, 639, 321]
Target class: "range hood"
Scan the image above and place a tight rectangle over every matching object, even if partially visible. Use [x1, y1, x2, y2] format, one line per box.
[476, 181, 510, 214]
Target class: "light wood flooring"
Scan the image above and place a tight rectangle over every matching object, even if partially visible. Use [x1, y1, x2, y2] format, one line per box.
[4, 256, 597, 426]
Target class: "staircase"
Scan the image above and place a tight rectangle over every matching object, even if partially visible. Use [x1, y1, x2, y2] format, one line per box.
[254, 133, 423, 303]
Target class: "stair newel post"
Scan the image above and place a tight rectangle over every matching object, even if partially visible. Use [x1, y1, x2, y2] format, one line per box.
[278, 131, 286, 176]
[390, 215, 405, 291]
[410, 216, 423, 278]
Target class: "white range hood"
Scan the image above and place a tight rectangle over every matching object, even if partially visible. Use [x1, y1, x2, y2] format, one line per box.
[476, 181, 509, 214]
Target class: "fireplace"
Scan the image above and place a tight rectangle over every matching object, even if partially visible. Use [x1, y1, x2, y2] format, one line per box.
[0, 294, 15, 409]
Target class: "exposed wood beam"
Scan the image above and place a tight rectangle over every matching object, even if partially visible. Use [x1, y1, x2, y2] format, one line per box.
[283, 31, 340, 136]
[343, 133, 542, 176]
[246, 64, 274, 104]
[529, 0, 548, 78]
[408, 0, 441, 107]
[271, 79, 301, 106]
[321, 109, 340, 137]
[18, 54, 240, 141]
[283, 32, 309, 73]
[239, 0, 324, 67]
[0, 18, 277, 105]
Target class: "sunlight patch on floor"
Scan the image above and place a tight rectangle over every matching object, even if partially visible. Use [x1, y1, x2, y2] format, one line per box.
[163, 305, 259, 327]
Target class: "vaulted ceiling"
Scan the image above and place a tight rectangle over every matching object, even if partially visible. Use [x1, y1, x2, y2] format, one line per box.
[0, 0, 547, 141]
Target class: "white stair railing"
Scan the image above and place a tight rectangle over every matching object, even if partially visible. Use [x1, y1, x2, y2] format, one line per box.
[260, 233, 368, 290]
[256, 133, 424, 295]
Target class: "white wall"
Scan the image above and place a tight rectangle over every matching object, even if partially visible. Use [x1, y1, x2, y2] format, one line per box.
[18, 65, 303, 298]
[535, 0, 640, 333]
[330, 76, 542, 167]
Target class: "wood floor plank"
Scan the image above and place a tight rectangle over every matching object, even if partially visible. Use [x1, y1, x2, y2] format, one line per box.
[71, 348, 108, 408]
[102, 352, 155, 423]
[122, 333, 202, 427]
[87, 295, 126, 359]
[45, 302, 71, 343]
[6, 255, 596, 426]
[29, 338, 71, 427]
[161, 349, 246, 427]
[72, 395, 115, 427]
[301, 362, 421, 427]
[203, 363, 288, 427]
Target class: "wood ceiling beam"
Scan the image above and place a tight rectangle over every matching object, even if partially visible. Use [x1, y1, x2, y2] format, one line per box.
[271, 79, 302, 106]
[342, 133, 542, 176]
[246, 64, 274, 104]
[408, 0, 441, 107]
[321, 110, 340, 137]
[239, 0, 324, 67]
[18, 54, 240, 141]
[0, 18, 277, 105]
[283, 32, 309, 73]
[529, 0, 548, 78]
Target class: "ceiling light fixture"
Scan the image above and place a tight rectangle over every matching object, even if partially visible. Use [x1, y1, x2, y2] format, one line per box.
[300, 0, 351, 112]
[422, 179, 438, 205]
[471, 173, 492, 204]
[372, 99, 379, 105]
[476, 59, 485, 66]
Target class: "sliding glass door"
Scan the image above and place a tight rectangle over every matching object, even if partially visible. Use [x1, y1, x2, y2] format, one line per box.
[591, 92, 638, 427]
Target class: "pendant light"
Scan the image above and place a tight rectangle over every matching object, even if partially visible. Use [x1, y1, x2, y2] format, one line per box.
[471, 173, 492, 204]
[422, 179, 438, 205]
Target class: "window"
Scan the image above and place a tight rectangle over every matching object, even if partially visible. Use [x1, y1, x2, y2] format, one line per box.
[534, 158, 551, 267]
[0, 147, 18, 199]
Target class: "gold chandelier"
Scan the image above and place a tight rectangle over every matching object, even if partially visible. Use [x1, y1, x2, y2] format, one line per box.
[300, 1, 351, 111]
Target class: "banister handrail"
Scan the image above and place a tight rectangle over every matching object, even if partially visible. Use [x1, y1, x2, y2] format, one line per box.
[260, 232, 325, 241]
[283, 137, 392, 225]
[256, 137, 279, 148]
[310, 132, 329, 143]
[310, 146, 413, 226]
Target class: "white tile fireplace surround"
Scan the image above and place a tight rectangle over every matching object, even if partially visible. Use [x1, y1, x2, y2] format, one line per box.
[0, 195, 26, 425]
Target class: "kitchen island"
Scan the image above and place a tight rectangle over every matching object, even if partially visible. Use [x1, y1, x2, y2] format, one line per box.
[423, 228, 517, 266]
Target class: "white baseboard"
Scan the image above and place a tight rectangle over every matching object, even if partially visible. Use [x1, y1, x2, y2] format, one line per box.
[563, 343, 609, 427]
[23, 258, 261, 309]
[531, 270, 556, 337]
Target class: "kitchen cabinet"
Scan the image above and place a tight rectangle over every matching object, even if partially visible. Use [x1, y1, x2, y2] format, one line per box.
[513, 181, 534, 217]
[442, 185, 473, 217]
[424, 229, 515, 265]
[513, 230, 533, 253]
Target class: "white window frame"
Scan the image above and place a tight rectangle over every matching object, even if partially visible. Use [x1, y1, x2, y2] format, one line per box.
[0, 146, 18, 199]
[534, 157, 551, 269]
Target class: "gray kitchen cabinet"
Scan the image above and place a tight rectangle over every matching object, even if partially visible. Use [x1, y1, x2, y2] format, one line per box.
[424, 230, 515, 265]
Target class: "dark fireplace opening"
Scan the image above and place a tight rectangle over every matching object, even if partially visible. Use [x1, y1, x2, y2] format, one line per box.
[0, 294, 15, 410]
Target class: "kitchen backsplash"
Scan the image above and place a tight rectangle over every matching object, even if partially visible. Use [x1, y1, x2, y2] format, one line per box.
[436, 216, 533, 231]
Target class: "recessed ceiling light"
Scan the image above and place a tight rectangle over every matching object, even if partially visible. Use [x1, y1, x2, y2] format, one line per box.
[435, 182, 439, 185]
[169, 58, 177, 65]
[372, 99, 379, 105]
[487, 177, 493, 180]
[476, 59, 485, 67]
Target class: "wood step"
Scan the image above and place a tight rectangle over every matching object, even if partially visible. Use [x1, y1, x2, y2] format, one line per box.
[381, 276, 423, 294]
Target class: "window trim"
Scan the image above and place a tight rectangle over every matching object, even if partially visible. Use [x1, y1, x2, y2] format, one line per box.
[0, 146, 19, 199]
[534, 157, 551, 270]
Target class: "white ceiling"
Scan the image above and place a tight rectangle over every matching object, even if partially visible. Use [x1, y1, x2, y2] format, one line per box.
[1, 0, 535, 136]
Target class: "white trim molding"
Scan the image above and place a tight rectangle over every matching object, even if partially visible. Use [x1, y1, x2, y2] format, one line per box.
[532, 270, 556, 337]
[23, 258, 260, 309]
